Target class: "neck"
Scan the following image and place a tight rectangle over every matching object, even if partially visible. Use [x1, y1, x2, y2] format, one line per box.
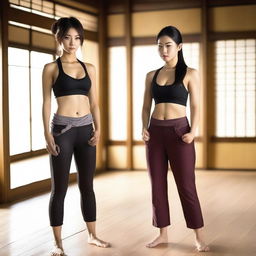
[165, 56, 178, 69]
[60, 52, 77, 63]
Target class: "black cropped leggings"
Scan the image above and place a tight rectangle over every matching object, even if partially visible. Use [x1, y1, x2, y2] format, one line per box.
[49, 123, 96, 226]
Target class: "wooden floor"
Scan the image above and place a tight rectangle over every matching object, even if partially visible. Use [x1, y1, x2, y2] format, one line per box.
[0, 170, 255, 256]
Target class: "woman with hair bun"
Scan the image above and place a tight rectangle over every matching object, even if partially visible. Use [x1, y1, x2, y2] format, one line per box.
[42, 17, 110, 255]
[142, 26, 209, 252]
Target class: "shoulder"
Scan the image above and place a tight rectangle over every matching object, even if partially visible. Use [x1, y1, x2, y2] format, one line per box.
[146, 68, 159, 81]
[185, 67, 200, 91]
[186, 67, 199, 80]
[83, 62, 95, 73]
[43, 61, 57, 74]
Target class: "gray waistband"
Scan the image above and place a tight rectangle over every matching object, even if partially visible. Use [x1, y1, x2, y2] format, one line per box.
[51, 113, 93, 136]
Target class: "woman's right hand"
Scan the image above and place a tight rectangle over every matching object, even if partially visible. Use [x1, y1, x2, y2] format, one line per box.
[142, 127, 150, 142]
[44, 131, 59, 156]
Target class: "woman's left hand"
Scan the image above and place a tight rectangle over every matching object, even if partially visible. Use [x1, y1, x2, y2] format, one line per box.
[181, 132, 195, 144]
[88, 130, 100, 146]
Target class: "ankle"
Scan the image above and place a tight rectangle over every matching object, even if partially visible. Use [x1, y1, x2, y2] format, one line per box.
[54, 241, 63, 248]
[88, 233, 96, 239]
[194, 228, 203, 238]
[160, 228, 168, 237]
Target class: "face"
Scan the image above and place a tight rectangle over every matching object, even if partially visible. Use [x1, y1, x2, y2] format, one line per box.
[60, 27, 81, 54]
[157, 35, 182, 62]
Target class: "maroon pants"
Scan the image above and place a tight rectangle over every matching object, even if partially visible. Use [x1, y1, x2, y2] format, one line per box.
[146, 116, 204, 229]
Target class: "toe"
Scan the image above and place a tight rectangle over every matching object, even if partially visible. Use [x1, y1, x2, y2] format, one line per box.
[202, 245, 210, 252]
[197, 244, 210, 252]
[146, 242, 155, 248]
[101, 241, 110, 248]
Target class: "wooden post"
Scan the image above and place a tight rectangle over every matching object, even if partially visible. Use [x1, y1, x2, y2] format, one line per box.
[0, 0, 11, 203]
[125, 0, 133, 170]
[201, 0, 208, 169]
[98, 0, 108, 171]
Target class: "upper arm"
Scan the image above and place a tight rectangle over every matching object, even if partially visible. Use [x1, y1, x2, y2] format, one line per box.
[86, 63, 97, 106]
[143, 70, 155, 110]
[187, 68, 200, 108]
[42, 63, 54, 103]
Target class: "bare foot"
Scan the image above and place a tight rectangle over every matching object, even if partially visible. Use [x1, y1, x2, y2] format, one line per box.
[146, 234, 168, 248]
[195, 239, 210, 252]
[88, 235, 110, 248]
[50, 244, 64, 256]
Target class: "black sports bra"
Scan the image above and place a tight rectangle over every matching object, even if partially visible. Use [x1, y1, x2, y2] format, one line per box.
[151, 67, 188, 106]
[52, 57, 91, 98]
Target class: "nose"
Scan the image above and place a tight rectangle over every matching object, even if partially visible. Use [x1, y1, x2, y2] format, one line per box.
[162, 47, 167, 54]
[70, 38, 75, 45]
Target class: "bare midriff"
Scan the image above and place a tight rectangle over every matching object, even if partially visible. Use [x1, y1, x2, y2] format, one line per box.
[151, 103, 186, 120]
[55, 95, 90, 117]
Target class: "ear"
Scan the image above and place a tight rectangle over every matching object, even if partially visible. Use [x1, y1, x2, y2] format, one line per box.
[178, 43, 183, 51]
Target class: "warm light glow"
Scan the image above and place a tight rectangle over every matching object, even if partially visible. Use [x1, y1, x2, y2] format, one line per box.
[8, 47, 30, 155]
[215, 39, 256, 137]
[108, 47, 127, 140]
[31, 51, 53, 150]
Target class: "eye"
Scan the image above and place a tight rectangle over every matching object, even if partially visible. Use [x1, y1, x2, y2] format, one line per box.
[64, 36, 69, 39]
[75, 37, 80, 40]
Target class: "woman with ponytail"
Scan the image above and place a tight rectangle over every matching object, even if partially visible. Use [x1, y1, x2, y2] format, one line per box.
[42, 17, 110, 255]
[142, 26, 209, 252]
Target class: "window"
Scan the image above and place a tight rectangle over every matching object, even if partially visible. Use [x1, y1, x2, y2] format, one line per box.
[9, 0, 98, 32]
[215, 39, 256, 137]
[8, 47, 54, 155]
[8, 48, 30, 155]
[132, 45, 162, 141]
[108, 47, 127, 141]
[9, 0, 55, 18]
[31, 51, 54, 150]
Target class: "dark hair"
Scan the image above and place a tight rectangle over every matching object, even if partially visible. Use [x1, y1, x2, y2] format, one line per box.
[51, 17, 84, 46]
[156, 26, 187, 86]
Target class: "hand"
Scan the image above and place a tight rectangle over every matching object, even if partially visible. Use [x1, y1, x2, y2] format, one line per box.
[142, 128, 150, 142]
[44, 132, 59, 156]
[181, 132, 195, 144]
[88, 129, 100, 146]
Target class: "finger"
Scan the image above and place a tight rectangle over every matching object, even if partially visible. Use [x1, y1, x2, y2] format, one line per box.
[89, 136, 95, 142]
[46, 145, 51, 154]
[145, 130, 150, 136]
[49, 144, 58, 156]
[90, 139, 98, 145]
[88, 139, 96, 145]
[89, 141, 96, 146]
[55, 144, 60, 154]
[144, 135, 150, 140]
[143, 137, 149, 142]
[88, 138, 95, 144]
[46, 144, 54, 155]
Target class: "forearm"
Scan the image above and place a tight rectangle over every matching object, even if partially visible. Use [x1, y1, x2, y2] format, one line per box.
[42, 102, 51, 134]
[142, 107, 151, 131]
[90, 105, 100, 132]
[190, 105, 200, 136]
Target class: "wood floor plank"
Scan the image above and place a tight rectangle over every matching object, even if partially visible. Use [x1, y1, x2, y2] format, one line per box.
[0, 170, 255, 256]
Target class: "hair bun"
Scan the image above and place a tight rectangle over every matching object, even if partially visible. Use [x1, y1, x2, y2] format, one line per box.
[51, 20, 59, 35]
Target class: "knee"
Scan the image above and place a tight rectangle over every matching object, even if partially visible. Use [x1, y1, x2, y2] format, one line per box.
[50, 188, 67, 201]
[79, 185, 94, 196]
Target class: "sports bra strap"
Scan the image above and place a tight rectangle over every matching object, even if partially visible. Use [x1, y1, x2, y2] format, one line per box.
[56, 58, 88, 76]
[56, 58, 64, 73]
[152, 67, 163, 83]
[77, 59, 89, 76]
